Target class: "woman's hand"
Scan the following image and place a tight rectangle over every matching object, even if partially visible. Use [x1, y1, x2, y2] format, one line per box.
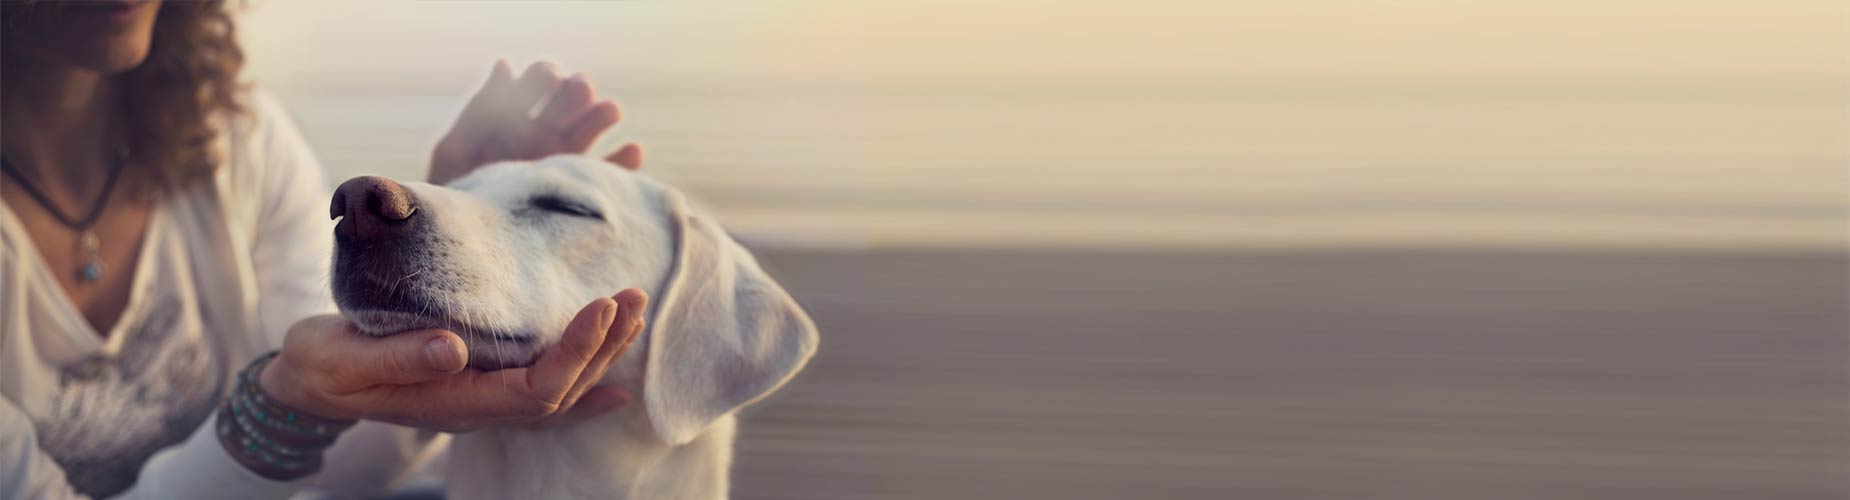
[258, 290, 648, 432]
[428, 60, 644, 185]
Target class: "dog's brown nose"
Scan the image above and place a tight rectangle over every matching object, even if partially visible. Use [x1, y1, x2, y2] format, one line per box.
[331, 176, 417, 242]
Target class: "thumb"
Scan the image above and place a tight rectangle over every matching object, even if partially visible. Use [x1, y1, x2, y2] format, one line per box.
[353, 329, 469, 386]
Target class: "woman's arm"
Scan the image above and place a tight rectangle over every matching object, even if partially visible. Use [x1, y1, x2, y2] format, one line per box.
[1, 399, 85, 499]
[1, 397, 303, 500]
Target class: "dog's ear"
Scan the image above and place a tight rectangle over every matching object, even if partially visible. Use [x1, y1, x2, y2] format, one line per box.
[642, 191, 819, 445]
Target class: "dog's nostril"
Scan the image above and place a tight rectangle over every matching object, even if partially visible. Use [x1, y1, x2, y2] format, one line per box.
[362, 179, 415, 221]
[329, 189, 347, 220]
[333, 175, 417, 241]
[366, 186, 415, 221]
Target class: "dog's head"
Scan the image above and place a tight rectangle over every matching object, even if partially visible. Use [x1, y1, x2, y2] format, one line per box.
[329, 154, 817, 444]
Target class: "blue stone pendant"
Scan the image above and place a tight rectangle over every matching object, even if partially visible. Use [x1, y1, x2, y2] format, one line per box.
[80, 262, 105, 282]
[77, 230, 104, 283]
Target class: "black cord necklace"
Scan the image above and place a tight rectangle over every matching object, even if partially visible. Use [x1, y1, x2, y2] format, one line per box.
[0, 152, 128, 283]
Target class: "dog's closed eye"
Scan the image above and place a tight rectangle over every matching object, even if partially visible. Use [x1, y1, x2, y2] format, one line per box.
[529, 195, 605, 220]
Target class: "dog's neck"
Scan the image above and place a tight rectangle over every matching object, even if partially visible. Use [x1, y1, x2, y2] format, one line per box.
[442, 402, 734, 500]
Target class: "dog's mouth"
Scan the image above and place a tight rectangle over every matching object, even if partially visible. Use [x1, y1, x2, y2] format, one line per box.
[334, 270, 549, 370]
[344, 309, 545, 369]
[345, 309, 534, 343]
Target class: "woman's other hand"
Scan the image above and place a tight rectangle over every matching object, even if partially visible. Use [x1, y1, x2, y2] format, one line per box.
[428, 60, 644, 185]
[258, 289, 648, 432]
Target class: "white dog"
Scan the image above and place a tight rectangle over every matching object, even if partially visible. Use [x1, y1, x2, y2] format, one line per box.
[326, 155, 819, 499]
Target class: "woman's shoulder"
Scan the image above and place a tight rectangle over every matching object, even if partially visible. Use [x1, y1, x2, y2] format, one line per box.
[186, 87, 331, 248]
[214, 88, 329, 201]
[222, 87, 317, 173]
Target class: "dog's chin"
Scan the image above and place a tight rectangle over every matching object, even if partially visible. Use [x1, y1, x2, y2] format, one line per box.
[344, 309, 545, 370]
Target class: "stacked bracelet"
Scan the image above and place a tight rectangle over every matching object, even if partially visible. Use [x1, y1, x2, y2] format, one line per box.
[216, 351, 357, 480]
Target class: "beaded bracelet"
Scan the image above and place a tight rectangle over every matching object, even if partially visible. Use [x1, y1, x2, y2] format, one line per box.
[216, 351, 357, 480]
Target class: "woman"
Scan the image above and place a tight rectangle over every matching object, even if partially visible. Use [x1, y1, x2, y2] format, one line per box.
[1, 1, 649, 498]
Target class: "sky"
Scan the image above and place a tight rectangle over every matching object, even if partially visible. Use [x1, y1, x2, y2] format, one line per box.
[240, 0, 1849, 251]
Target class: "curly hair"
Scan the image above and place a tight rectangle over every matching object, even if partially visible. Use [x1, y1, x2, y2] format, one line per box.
[3, 1, 246, 192]
[127, 1, 247, 190]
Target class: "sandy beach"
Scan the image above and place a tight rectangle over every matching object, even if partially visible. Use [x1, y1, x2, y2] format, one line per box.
[729, 248, 1848, 500]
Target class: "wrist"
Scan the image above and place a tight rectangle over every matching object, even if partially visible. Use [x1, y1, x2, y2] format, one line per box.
[258, 353, 357, 422]
[220, 352, 358, 481]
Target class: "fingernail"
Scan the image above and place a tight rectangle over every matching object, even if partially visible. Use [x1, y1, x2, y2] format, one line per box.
[425, 337, 463, 372]
[599, 299, 620, 332]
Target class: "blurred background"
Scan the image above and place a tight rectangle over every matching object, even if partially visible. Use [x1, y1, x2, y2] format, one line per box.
[242, 1, 1847, 498]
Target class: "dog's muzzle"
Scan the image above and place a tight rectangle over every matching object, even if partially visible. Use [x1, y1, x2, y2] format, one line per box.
[330, 176, 436, 321]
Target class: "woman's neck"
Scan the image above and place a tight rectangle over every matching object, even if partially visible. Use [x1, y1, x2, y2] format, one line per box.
[1, 53, 122, 196]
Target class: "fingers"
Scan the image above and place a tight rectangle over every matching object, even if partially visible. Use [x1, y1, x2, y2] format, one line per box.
[524, 297, 621, 410]
[606, 143, 644, 170]
[509, 61, 567, 119]
[517, 63, 621, 157]
[438, 59, 633, 173]
[582, 385, 634, 413]
[371, 298, 616, 426]
[323, 292, 646, 431]
[528, 386, 632, 429]
[366, 368, 550, 430]
[449, 59, 518, 139]
[559, 289, 648, 407]
[534, 74, 597, 131]
[429, 59, 519, 184]
[562, 100, 621, 153]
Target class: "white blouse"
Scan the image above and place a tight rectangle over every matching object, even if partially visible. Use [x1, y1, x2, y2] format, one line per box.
[1, 91, 444, 499]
